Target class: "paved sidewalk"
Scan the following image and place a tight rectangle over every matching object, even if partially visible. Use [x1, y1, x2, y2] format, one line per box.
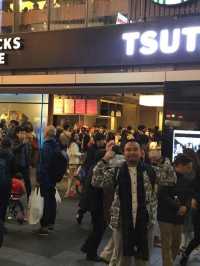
[0, 200, 200, 266]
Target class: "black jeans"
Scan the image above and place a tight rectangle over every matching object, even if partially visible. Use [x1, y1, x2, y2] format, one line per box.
[83, 209, 106, 257]
[0, 184, 11, 223]
[185, 209, 200, 257]
[40, 186, 56, 228]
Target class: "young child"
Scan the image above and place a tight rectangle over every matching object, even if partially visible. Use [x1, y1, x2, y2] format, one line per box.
[12, 173, 26, 199]
[10, 173, 26, 223]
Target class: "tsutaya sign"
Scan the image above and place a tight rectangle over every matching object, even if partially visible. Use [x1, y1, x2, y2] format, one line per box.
[153, 0, 191, 5]
[122, 26, 200, 56]
[0, 37, 22, 64]
[0, 16, 200, 71]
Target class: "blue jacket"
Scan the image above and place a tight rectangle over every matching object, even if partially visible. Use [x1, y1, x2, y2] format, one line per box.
[38, 138, 59, 189]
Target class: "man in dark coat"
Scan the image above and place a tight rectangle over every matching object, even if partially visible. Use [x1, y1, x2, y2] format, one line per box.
[134, 125, 149, 147]
[157, 154, 193, 266]
[37, 126, 59, 236]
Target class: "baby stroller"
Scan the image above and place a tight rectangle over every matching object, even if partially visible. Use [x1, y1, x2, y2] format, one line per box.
[7, 175, 26, 225]
[8, 193, 25, 224]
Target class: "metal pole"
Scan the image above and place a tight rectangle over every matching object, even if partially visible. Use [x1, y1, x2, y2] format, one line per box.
[39, 94, 44, 147]
[13, 0, 20, 33]
[47, 0, 52, 31]
[85, 0, 89, 27]
[128, 0, 132, 22]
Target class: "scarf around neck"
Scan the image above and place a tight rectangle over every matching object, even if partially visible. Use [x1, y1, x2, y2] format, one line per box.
[118, 161, 149, 259]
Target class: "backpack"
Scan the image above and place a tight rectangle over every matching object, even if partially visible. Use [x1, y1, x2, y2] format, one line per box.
[49, 150, 68, 183]
[0, 158, 7, 187]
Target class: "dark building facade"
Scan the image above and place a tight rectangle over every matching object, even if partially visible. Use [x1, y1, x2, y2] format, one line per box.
[0, 0, 200, 156]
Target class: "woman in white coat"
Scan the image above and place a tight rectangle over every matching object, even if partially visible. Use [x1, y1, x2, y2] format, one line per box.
[66, 132, 82, 198]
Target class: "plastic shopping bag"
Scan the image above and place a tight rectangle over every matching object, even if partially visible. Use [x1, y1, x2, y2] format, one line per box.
[28, 187, 44, 225]
[55, 189, 62, 204]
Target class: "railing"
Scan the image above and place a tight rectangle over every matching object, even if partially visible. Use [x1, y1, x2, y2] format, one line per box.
[0, 11, 13, 27]
[0, 0, 199, 33]
[22, 9, 48, 25]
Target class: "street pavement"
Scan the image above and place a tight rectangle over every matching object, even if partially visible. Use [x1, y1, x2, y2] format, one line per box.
[0, 199, 200, 266]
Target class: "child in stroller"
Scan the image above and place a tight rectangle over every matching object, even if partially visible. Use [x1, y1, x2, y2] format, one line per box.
[8, 173, 26, 224]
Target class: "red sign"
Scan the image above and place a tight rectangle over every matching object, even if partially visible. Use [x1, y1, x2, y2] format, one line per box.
[75, 99, 86, 114]
[86, 99, 97, 115]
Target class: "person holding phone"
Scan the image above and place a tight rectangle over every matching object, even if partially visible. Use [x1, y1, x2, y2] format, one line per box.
[92, 140, 156, 266]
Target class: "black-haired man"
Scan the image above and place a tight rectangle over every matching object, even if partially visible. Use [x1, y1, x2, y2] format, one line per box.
[134, 125, 149, 147]
[92, 140, 156, 266]
[158, 154, 193, 266]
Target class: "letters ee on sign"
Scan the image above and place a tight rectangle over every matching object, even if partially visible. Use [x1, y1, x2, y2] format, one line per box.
[122, 26, 200, 56]
[0, 37, 22, 64]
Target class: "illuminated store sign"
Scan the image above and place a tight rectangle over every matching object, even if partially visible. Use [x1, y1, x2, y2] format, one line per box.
[0, 16, 199, 71]
[0, 37, 22, 64]
[152, 0, 191, 5]
[122, 26, 200, 56]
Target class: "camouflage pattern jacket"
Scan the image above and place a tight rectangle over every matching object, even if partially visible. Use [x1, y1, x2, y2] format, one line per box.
[153, 158, 177, 186]
[92, 160, 157, 230]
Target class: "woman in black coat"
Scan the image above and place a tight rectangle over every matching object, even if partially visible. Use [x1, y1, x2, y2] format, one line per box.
[81, 149, 106, 262]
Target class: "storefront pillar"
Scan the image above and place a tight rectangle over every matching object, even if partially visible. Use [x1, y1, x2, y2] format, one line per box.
[48, 94, 54, 125]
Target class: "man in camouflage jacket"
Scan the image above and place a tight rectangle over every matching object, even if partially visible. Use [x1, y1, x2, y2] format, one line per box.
[92, 141, 157, 266]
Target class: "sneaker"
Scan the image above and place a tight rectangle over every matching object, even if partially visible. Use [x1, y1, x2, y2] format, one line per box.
[37, 228, 49, 236]
[76, 213, 83, 225]
[48, 225, 54, 232]
[180, 254, 189, 266]
[80, 244, 87, 254]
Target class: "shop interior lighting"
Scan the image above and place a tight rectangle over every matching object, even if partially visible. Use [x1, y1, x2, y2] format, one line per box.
[139, 95, 164, 107]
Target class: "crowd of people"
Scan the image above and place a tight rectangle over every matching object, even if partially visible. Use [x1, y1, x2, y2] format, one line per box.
[73, 126, 200, 266]
[0, 119, 200, 266]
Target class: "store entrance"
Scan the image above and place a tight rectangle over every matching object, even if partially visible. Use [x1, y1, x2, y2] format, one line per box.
[53, 92, 164, 135]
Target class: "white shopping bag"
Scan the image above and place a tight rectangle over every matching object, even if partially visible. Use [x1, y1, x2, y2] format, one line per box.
[28, 187, 44, 225]
[55, 189, 62, 204]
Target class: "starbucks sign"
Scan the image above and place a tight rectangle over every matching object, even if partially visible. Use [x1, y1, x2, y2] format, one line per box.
[153, 0, 191, 5]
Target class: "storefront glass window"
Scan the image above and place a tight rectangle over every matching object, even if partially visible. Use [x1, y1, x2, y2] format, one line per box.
[0, 93, 48, 146]
[50, 0, 86, 30]
[14, 0, 48, 32]
[0, 0, 14, 33]
[87, 0, 129, 27]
